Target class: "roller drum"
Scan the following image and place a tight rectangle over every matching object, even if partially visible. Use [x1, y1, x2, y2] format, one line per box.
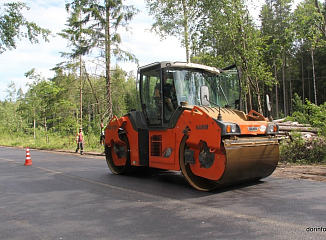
[218, 137, 279, 186]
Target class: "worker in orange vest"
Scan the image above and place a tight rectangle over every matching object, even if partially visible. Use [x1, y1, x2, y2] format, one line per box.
[75, 127, 84, 155]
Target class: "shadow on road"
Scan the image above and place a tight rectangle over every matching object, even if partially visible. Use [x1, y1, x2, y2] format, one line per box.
[102, 167, 267, 200]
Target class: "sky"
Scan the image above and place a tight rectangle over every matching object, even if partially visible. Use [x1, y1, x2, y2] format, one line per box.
[0, 0, 266, 101]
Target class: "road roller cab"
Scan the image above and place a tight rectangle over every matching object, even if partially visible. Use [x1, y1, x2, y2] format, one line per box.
[105, 61, 279, 191]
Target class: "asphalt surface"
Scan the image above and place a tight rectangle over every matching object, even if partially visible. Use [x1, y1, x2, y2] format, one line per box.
[0, 146, 325, 240]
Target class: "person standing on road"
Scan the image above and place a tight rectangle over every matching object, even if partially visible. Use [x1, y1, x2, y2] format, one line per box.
[75, 127, 84, 155]
[100, 123, 105, 145]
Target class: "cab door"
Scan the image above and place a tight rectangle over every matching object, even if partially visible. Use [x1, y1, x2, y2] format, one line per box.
[139, 64, 162, 126]
[139, 65, 180, 170]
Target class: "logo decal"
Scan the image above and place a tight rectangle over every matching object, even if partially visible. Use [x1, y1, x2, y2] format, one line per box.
[108, 125, 117, 130]
[248, 126, 258, 132]
[196, 124, 208, 130]
[259, 125, 266, 132]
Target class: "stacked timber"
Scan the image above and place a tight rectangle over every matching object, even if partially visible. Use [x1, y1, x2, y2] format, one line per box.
[273, 118, 319, 138]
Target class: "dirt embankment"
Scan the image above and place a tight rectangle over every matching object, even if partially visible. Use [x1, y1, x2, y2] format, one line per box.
[272, 164, 326, 182]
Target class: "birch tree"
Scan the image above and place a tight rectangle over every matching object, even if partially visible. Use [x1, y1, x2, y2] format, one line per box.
[293, 0, 324, 105]
[146, 0, 198, 63]
[64, 0, 138, 119]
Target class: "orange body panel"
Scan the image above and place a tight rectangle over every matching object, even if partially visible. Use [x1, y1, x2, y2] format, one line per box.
[180, 107, 226, 180]
[110, 147, 127, 167]
[105, 115, 140, 166]
[146, 107, 224, 176]
[148, 130, 181, 171]
[104, 116, 126, 147]
[182, 106, 221, 150]
[239, 121, 268, 135]
[189, 150, 226, 181]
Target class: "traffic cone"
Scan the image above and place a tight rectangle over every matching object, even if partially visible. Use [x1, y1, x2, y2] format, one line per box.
[24, 147, 33, 166]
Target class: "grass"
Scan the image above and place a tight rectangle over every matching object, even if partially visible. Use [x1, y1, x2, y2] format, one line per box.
[0, 132, 105, 153]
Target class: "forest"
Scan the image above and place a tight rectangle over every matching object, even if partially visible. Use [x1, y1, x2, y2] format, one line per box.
[1, 0, 326, 160]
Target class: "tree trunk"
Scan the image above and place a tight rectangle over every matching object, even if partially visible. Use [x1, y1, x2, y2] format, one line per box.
[33, 107, 36, 139]
[80, 55, 83, 126]
[246, 79, 252, 112]
[83, 64, 101, 114]
[181, 0, 190, 63]
[301, 49, 305, 104]
[282, 54, 286, 116]
[257, 92, 263, 114]
[274, 62, 279, 119]
[254, 79, 263, 114]
[105, 1, 113, 119]
[44, 116, 48, 144]
[308, 67, 311, 101]
[311, 48, 317, 104]
[289, 72, 293, 115]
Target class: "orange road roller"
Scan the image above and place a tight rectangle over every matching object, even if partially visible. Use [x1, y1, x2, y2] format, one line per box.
[104, 61, 279, 191]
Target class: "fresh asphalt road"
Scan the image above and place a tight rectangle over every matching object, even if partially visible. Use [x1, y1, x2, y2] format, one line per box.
[0, 146, 325, 240]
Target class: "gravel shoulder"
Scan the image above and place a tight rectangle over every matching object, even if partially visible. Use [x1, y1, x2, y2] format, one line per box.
[272, 164, 326, 182]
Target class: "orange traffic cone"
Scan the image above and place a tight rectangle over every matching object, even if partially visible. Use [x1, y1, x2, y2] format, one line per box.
[24, 147, 33, 166]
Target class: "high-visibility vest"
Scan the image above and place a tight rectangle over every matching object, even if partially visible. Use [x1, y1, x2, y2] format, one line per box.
[76, 132, 83, 142]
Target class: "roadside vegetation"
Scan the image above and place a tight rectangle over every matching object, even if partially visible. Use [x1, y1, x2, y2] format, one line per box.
[0, 131, 103, 153]
[0, 67, 137, 153]
[280, 94, 326, 164]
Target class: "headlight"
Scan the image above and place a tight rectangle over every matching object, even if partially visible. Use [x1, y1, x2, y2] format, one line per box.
[226, 124, 237, 133]
[266, 124, 278, 134]
[215, 120, 241, 136]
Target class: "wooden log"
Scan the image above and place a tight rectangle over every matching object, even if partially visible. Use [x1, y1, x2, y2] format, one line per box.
[278, 126, 319, 133]
[300, 132, 317, 137]
[273, 119, 311, 127]
[277, 123, 311, 127]
[282, 121, 294, 125]
[276, 131, 287, 135]
[273, 118, 286, 123]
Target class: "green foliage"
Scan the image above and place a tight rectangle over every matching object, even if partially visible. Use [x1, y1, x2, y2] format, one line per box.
[280, 93, 326, 164]
[0, 62, 138, 152]
[61, 0, 139, 119]
[0, 129, 104, 153]
[62, 0, 139, 60]
[190, 0, 275, 112]
[280, 135, 326, 164]
[287, 93, 326, 135]
[0, 2, 51, 53]
[286, 93, 309, 124]
[293, 0, 324, 48]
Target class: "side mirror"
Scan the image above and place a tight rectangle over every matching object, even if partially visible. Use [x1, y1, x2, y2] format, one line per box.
[200, 86, 210, 106]
[266, 94, 271, 112]
[266, 94, 273, 121]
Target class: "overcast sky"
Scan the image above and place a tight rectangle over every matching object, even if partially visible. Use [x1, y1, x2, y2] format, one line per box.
[0, 0, 265, 101]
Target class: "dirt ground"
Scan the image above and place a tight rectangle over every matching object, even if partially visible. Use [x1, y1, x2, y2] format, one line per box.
[272, 164, 326, 182]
